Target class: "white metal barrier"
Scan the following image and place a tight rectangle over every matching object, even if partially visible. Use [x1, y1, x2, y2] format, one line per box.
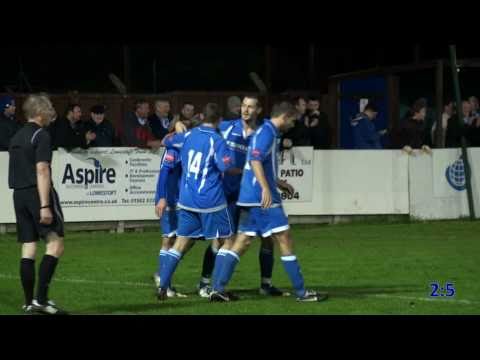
[1, 147, 479, 225]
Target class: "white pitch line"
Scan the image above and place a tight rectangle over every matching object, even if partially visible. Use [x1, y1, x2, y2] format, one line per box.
[367, 294, 480, 305]
[0, 273, 152, 288]
[1, 273, 478, 306]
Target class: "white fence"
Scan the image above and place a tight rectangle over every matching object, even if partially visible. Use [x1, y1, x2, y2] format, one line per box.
[1, 147, 479, 225]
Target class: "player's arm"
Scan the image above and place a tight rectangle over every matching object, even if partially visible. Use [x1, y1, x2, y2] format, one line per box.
[162, 132, 185, 149]
[154, 151, 177, 218]
[214, 138, 234, 173]
[35, 131, 53, 225]
[154, 166, 169, 218]
[251, 160, 271, 209]
[249, 130, 274, 208]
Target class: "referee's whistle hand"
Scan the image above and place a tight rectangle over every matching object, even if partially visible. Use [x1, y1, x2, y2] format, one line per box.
[40, 208, 53, 225]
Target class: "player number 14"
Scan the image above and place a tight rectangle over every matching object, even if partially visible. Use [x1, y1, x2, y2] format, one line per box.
[187, 150, 202, 178]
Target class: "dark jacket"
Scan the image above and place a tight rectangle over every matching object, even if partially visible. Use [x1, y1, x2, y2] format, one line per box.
[0, 113, 20, 151]
[307, 111, 331, 149]
[392, 117, 426, 149]
[282, 115, 311, 148]
[445, 116, 464, 148]
[123, 112, 155, 147]
[466, 122, 480, 147]
[52, 117, 89, 150]
[148, 113, 172, 140]
[351, 113, 382, 149]
[85, 118, 115, 147]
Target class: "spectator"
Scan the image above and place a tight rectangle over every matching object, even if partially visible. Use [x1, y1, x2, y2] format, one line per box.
[52, 104, 95, 150]
[0, 95, 19, 151]
[123, 99, 162, 149]
[170, 102, 199, 132]
[281, 96, 310, 149]
[431, 100, 463, 148]
[393, 98, 431, 154]
[467, 118, 480, 147]
[461, 100, 474, 126]
[148, 99, 172, 140]
[469, 96, 480, 118]
[351, 102, 382, 149]
[180, 102, 195, 121]
[45, 104, 59, 149]
[306, 96, 331, 149]
[224, 96, 241, 120]
[85, 105, 115, 147]
[465, 98, 480, 147]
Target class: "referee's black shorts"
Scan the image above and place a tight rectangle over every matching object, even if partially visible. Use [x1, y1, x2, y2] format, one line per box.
[13, 187, 65, 243]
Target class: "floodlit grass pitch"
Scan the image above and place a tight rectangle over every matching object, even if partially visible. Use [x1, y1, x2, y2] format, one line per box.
[1, 221, 479, 315]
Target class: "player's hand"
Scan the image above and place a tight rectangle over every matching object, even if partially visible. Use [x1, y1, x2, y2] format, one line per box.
[40, 207, 53, 225]
[155, 199, 167, 218]
[277, 179, 294, 196]
[261, 187, 272, 209]
[422, 145, 432, 155]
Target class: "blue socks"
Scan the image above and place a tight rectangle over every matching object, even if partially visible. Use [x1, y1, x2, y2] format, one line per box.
[213, 250, 240, 293]
[159, 249, 182, 290]
[281, 255, 306, 298]
[211, 249, 227, 290]
[158, 249, 168, 278]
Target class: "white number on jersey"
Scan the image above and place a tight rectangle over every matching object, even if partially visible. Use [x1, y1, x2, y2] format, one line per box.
[187, 150, 203, 179]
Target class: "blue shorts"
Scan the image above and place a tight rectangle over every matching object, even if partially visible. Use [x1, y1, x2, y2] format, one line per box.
[238, 206, 290, 238]
[177, 208, 233, 240]
[160, 208, 178, 238]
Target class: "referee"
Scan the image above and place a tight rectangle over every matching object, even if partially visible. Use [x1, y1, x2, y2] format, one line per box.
[8, 94, 67, 315]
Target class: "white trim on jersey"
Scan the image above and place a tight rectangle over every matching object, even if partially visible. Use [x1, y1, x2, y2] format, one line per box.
[221, 124, 235, 140]
[198, 137, 214, 193]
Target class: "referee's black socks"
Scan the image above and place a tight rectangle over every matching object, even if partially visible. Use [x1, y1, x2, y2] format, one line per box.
[36, 255, 59, 305]
[20, 258, 35, 306]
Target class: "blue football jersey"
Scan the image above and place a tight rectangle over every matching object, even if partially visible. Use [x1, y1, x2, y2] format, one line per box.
[218, 119, 252, 201]
[237, 120, 282, 207]
[159, 148, 182, 207]
[176, 126, 234, 213]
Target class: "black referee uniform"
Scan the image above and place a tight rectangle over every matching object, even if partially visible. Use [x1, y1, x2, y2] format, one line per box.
[8, 122, 64, 242]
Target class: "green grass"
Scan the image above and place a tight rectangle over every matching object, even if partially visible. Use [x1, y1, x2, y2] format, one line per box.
[1, 221, 480, 315]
